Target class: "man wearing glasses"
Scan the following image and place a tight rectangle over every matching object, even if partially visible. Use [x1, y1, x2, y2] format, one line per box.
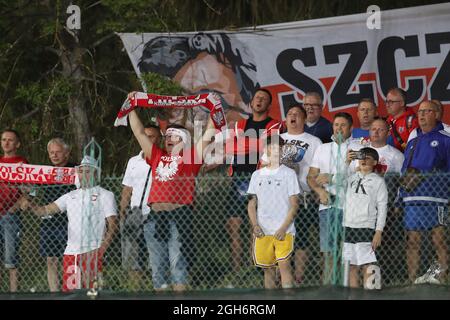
[303, 92, 333, 144]
[400, 100, 449, 285]
[385, 88, 418, 152]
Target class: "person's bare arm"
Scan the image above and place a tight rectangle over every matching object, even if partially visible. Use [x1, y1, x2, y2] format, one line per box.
[119, 186, 132, 224]
[274, 194, 298, 240]
[129, 110, 154, 160]
[26, 200, 61, 217]
[307, 167, 329, 205]
[100, 216, 118, 254]
[248, 195, 264, 237]
[372, 231, 382, 251]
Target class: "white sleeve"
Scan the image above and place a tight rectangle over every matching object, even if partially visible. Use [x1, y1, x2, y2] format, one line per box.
[121, 158, 134, 187]
[54, 193, 69, 212]
[102, 191, 118, 218]
[394, 151, 405, 174]
[375, 179, 388, 231]
[288, 170, 301, 196]
[247, 172, 258, 195]
[310, 144, 323, 169]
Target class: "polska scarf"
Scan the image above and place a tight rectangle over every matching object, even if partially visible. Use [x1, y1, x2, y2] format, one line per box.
[0, 163, 76, 184]
[114, 92, 227, 131]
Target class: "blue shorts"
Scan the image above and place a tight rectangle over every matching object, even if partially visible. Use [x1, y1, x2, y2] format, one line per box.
[404, 204, 447, 231]
[319, 208, 343, 253]
[39, 215, 68, 257]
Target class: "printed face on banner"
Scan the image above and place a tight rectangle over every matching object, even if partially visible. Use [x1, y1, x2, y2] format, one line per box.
[174, 52, 247, 124]
[136, 33, 259, 130]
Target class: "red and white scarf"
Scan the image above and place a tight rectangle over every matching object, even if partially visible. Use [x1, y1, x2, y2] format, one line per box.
[114, 92, 227, 131]
[0, 163, 76, 185]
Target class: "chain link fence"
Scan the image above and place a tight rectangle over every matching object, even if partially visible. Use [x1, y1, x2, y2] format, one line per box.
[0, 171, 448, 293]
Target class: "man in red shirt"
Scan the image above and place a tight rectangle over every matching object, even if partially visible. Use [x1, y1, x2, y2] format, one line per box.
[0, 129, 27, 292]
[127, 93, 215, 291]
[385, 88, 418, 152]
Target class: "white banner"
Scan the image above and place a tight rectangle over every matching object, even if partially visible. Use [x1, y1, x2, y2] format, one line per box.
[118, 3, 450, 127]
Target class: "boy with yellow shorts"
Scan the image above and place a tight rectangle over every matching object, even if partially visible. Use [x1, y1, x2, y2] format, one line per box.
[247, 134, 300, 289]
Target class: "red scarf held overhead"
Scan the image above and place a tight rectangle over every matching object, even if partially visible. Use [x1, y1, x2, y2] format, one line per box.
[114, 92, 227, 131]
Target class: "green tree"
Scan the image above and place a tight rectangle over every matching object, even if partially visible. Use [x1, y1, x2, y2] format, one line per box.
[0, 0, 442, 173]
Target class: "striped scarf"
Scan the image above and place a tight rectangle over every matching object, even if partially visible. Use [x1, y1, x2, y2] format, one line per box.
[0, 163, 76, 184]
[114, 92, 227, 131]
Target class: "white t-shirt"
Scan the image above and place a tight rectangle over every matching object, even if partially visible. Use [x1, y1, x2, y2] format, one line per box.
[260, 132, 322, 192]
[348, 140, 405, 174]
[122, 151, 152, 216]
[55, 186, 117, 255]
[310, 139, 352, 211]
[280, 132, 322, 192]
[247, 165, 300, 235]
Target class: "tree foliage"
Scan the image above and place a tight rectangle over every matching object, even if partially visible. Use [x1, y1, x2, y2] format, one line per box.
[0, 0, 444, 174]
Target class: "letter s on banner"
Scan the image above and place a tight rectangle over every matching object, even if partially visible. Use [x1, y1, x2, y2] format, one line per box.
[66, 4, 81, 30]
[366, 5, 381, 30]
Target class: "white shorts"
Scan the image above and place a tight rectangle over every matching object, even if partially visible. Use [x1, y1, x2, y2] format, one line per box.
[342, 242, 377, 266]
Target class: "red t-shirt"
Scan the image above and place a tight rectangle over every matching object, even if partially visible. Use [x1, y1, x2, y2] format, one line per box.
[0, 156, 28, 215]
[387, 108, 418, 152]
[146, 145, 202, 205]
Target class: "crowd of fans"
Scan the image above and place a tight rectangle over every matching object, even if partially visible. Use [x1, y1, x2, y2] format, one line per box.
[0, 87, 448, 292]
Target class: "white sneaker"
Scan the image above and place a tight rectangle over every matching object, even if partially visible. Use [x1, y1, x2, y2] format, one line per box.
[414, 273, 429, 284]
[414, 261, 443, 285]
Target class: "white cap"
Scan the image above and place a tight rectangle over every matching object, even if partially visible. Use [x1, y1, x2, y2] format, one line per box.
[79, 155, 99, 169]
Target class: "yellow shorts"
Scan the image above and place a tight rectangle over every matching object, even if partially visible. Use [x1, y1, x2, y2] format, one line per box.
[252, 234, 294, 268]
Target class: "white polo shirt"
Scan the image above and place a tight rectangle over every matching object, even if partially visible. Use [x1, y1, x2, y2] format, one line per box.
[247, 165, 300, 236]
[122, 151, 152, 216]
[310, 138, 352, 211]
[348, 140, 405, 174]
[54, 186, 117, 255]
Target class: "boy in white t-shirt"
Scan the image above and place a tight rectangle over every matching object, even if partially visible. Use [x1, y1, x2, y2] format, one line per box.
[342, 147, 388, 289]
[247, 135, 300, 289]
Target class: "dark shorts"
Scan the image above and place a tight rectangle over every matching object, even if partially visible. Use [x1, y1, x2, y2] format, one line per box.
[344, 227, 374, 243]
[39, 215, 68, 258]
[121, 221, 147, 271]
[294, 194, 319, 250]
[224, 175, 251, 219]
